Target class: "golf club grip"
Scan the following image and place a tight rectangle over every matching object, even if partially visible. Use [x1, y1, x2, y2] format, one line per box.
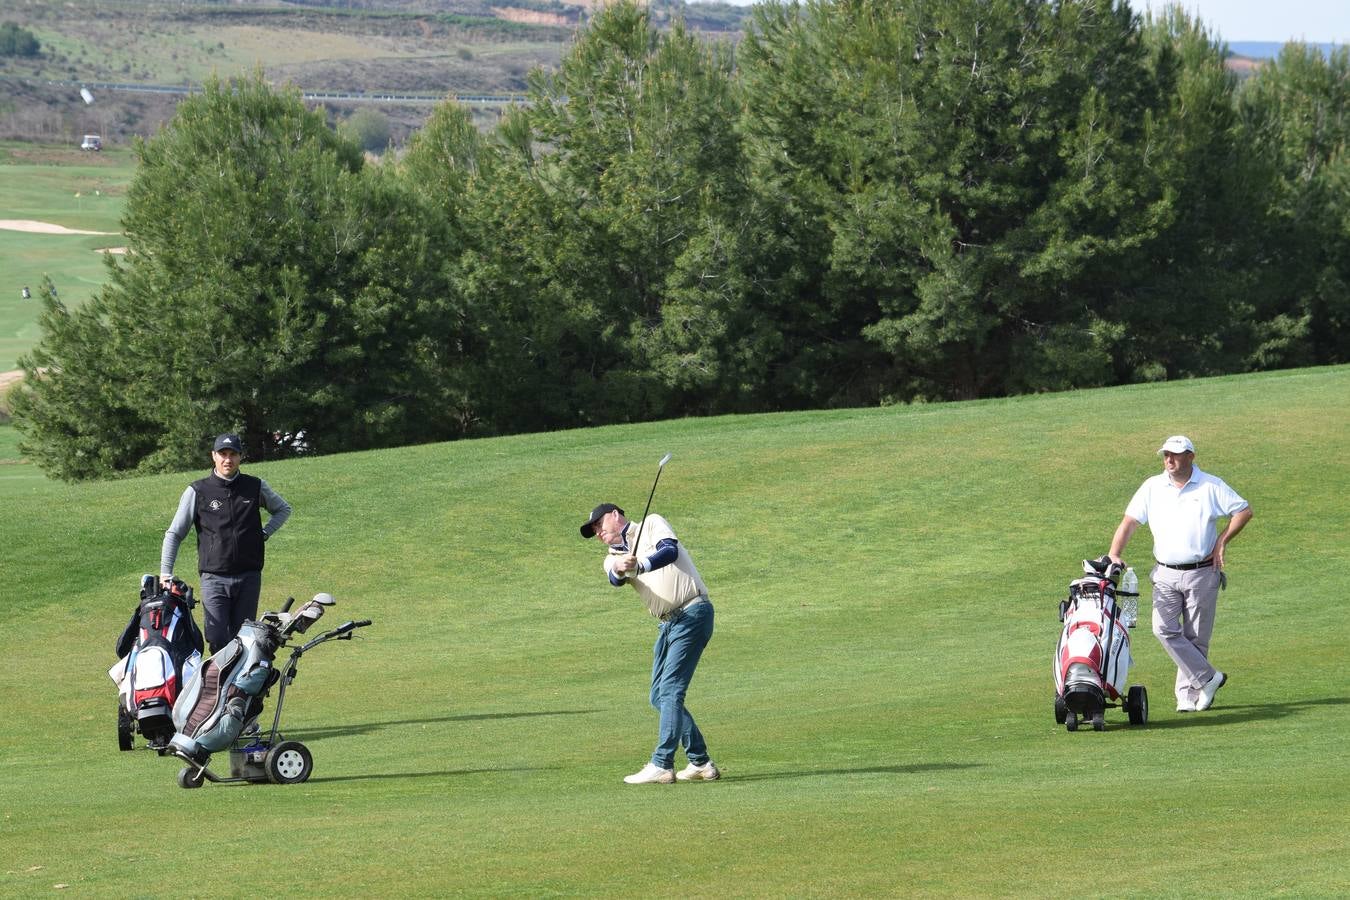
[281, 597, 295, 613]
[353, 619, 372, 628]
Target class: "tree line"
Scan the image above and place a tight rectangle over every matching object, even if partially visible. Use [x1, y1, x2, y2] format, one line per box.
[12, 0, 1350, 480]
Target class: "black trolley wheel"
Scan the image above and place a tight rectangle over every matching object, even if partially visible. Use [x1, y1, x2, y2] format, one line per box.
[1091, 711, 1106, 732]
[177, 766, 205, 789]
[1054, 695, 1068, 725]
[1127, 685, 1149, 725]
[265, 741, 313, 785]
[1065, 710, 1079, 732]
[117, 703, 134, 751]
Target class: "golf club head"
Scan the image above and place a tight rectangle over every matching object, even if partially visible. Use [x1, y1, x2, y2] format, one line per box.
[658, 452, 672, 468]
[311, 592, 336, 606]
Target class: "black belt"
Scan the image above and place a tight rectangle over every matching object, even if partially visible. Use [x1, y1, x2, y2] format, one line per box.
[1157, 558, 1213, 571]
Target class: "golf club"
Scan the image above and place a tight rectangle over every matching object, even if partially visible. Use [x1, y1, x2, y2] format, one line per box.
[630, 453, 673, 567]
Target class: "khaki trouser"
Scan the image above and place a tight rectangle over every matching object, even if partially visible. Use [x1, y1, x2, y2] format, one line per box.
[1150, 564, 1222, 705]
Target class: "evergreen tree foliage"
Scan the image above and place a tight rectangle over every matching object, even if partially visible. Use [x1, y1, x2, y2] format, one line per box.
[1238, 42, 1350, 366]
[12, 74, 469, 478]
[12, 2, 1349, 479]
[738, 0, 1268, 401]
[469, 0, 760, 426]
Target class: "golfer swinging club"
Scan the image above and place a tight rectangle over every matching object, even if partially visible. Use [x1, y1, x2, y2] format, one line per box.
[580, 490, 720, 784]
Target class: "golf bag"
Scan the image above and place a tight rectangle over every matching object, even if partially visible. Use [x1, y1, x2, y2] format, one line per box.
[110, 576, 204, 750]
[169, 596, 329, 765]
[1053, 557, 1148, 731]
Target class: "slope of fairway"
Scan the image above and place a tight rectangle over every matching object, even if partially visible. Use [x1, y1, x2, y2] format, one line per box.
[1, 366, 1347, 897]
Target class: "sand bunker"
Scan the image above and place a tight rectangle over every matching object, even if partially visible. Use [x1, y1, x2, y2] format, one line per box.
[0, 219, 119, 236]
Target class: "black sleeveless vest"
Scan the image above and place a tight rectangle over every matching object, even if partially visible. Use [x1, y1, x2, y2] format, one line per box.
[191, 472, 265, 575]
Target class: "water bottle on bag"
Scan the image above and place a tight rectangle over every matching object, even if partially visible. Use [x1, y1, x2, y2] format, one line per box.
[1119, 566, 1139, 628]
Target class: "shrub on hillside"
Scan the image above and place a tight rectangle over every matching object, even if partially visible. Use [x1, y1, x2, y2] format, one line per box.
[339, 107, 393, 154]
[0, 22, 41, 57]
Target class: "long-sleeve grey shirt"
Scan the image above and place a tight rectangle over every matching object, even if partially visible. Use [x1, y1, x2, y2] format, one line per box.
[160, 474, 292, 576]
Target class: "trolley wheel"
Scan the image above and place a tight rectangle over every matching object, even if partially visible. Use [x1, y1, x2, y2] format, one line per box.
[1065, 710, 1079, 732]
[1054, 695, 1067, 725]
[1127, 685, 1149, 725]
[117, 704, 134, 751]
[177, 766, 205, 789]
[265, 741, 313, 785]
[1091, 712, 1106, 732]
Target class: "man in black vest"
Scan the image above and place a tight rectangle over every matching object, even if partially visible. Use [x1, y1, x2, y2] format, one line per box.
[161, 433, 292, 654]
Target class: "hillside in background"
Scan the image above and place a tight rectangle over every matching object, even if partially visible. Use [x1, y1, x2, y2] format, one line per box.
[0, 0, 748, 145]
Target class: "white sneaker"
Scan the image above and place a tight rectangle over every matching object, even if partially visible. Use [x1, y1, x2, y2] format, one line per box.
[1195, 671, 1227, 710]
[623, 763, 674, 784]
[676, 760, 720, 782]
[1176, 700, 1196, 713]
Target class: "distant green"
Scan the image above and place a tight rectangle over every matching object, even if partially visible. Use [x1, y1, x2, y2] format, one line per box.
[0, 142, 132, 372]
[1, 366, 1346, 896]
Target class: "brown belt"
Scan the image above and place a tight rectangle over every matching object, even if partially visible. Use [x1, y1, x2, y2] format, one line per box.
[659, 595, 706, 622]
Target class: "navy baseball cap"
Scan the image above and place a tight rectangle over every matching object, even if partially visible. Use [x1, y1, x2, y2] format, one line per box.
[580, 503, 623, 538]
[213, 433, 243, 453]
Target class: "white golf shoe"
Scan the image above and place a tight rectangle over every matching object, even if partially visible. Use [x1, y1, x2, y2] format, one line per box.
[623, 763, 674, 784]
[676, 761, 720, 782]
[1195, 671, 1227, 710]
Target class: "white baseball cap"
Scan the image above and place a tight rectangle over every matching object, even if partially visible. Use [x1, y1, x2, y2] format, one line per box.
[1157, 435, 1195, 455]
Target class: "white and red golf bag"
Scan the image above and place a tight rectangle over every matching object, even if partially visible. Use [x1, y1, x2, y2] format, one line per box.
[110, 576, 204, 750]
[1053, 558, 1148, 731]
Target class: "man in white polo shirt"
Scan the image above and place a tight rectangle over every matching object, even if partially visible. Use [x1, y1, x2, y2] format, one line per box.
[581, 502, 719, 784]
[1108, 436, 1253, 713]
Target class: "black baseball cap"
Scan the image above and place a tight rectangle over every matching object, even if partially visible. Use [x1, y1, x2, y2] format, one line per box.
[580, 503, 623, 538]
[213, 433, 243, 453]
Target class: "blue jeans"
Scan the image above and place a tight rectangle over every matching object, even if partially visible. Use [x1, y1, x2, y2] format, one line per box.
[649, 599, 714, 770]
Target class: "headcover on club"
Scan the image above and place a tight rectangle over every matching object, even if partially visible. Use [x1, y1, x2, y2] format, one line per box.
[281, 594, 335, 636]
[1082, 555, 1123, 586]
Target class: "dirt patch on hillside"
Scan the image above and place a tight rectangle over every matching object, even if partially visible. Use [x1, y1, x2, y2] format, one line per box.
[492, 6, 575, 26]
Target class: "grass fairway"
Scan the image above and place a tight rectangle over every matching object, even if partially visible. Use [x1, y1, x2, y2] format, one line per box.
[1, 367, 1347, 896]
[0, 143, 132, 372]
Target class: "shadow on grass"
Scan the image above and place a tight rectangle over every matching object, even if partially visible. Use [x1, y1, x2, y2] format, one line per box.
[1136, 695, 1349, 730]
[283, 709, 599, 741]
[307, 766, 555, 784]
[730, 762, 981, 782]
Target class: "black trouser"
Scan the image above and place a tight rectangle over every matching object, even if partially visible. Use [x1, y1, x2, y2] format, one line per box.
[199, 570, 262, 655]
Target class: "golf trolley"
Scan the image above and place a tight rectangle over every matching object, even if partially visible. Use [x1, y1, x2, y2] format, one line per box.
[1053, 557, 1148, 732]
[169, 593, 371, 788]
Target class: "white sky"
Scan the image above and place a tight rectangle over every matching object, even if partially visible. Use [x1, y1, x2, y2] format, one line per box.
[1138, 0, 1350, 43]
[707, 0, 1350, 44]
